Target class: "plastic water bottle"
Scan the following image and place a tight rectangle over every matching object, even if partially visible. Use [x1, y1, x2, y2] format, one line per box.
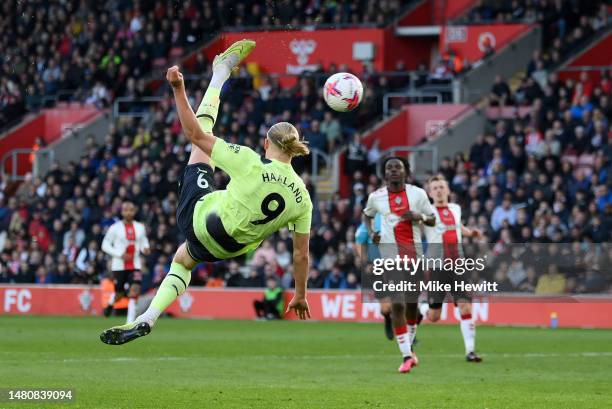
[550, 312, 558, 329]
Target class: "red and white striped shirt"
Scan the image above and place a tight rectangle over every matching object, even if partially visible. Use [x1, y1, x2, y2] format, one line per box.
[425, 203, 464, 259]
[101, 220, 149, 271]
[364, 184, 435, 257]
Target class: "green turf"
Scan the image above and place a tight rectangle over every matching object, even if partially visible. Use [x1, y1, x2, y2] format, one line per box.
[0, 316, 611, 408]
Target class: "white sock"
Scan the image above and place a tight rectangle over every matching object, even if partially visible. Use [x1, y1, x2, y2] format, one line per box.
[127, 298, 137, 323]
[460, 313, 476, 354]
[210, 51, 240, 88]
[136, 305, 163, 327]
[209, 68, 229, 89]
[419, 303, 429, 318]
[107, 293, 116, 306]
[395, 326, 412, 358]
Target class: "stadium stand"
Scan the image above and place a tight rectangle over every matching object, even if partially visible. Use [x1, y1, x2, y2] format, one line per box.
[0, 0, 610, 296]
[0, 0, 412, 130]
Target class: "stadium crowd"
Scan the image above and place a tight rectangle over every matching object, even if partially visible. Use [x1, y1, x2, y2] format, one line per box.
[0, 0, 410, 130]
[1, 47, 610, 295]
[0, 57, 400, 292]
[433, 68, 612, 293]
[466, 0, 609, 49]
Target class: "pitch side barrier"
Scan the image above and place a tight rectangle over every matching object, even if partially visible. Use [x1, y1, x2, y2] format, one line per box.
[1, 285, 611, 328]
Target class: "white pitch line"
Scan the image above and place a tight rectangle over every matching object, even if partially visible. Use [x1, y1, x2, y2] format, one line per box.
[2, 351, 612, 364]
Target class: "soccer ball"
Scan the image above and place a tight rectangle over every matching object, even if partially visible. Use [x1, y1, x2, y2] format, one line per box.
[323, 72, 363, 112]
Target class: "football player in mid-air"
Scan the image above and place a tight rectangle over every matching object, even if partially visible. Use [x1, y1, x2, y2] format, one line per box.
[421, 174, 483, 362]
[101, 40, 313, 345]
[363, 157, 436, 373]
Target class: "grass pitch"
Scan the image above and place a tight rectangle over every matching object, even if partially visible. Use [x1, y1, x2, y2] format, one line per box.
[0, 316, 611, 408]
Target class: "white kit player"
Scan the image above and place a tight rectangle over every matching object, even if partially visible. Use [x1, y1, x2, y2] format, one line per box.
[363, 157, 436, 374]
[102, 201, 150, 323]
[421, 174, 483, 362]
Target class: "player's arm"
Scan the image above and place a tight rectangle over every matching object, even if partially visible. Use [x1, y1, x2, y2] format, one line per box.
[362, 213, 380, 244]
[139, 225, 151, 255]
[287, 231, 311, 320]
[402, 189, 436, 226]
[166, 66, 217, 156]
[362, 193, 381, 243]
[101, 226, 123, 258]
[401, 209, 436, 226]
[421, 213, 436, 226]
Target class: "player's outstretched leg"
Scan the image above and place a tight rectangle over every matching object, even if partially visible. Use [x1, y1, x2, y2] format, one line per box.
[195, 39, 255, 134]
[100, 243, 195, 345]
[190, 39, 255, 166]
[100, 321, 151, 345]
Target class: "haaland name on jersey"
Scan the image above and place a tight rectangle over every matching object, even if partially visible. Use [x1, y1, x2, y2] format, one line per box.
[261, 171, 305, 203]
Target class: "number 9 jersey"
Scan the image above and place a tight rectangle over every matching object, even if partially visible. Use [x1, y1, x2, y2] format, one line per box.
[191, 139, 313, 260]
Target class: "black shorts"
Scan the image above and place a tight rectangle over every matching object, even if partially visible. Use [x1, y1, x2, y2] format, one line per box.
[113, 270, 142, 293]
[428, 269, 472, 309]
[176, 163, 221, 262]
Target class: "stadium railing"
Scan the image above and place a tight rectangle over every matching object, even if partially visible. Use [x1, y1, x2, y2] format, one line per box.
[383, 91, 445, 117]
[112, 97, 165, 120]
[1, 149, 33, 182]
[309, 148, 332, 183]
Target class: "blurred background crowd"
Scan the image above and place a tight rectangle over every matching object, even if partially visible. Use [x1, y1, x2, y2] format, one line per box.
[0, 0, 610, 295]
[0, 0, 411, 129]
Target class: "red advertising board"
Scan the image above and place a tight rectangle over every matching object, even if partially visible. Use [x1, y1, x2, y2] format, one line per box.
[558, 32, 612, 82]
[440, 24, 531, 63]
[208, 29, 385, 77]
[193, 28, 431, 87]
[2, 285, 611, 329]
[564, 32, 612, 67]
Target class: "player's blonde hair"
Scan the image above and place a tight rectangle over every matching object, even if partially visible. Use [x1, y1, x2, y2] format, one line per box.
[427, 174, 450, 191]
[428, 174, 448, 184]
[267, 122, 310, 157]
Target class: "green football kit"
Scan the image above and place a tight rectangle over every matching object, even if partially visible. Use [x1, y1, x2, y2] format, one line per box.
[192, 138, 312, 259]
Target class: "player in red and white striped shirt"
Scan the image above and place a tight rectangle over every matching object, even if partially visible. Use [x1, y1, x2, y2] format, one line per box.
[101, 201, 150, 323]
[363, 157, 436, 373]
[422, 175, 483, 362]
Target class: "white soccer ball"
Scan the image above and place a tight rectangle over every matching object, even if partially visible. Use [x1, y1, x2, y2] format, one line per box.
[323, 72, 363, 112]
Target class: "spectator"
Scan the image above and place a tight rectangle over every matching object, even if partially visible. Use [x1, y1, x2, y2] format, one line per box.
[490, 75, 512, 106]
[320, 112, 342, 152]
[491, 194, 517, 231]
[253, 278, 284, 319]
[324, 266, 347, 289]
[345, 134, 367, 176]
[308, 267, 325, 288]
[535, 264, 566, 295]
[306, 120, 327, 153]
[275, 241, 291, 271]
[252, 239, 277, 267]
